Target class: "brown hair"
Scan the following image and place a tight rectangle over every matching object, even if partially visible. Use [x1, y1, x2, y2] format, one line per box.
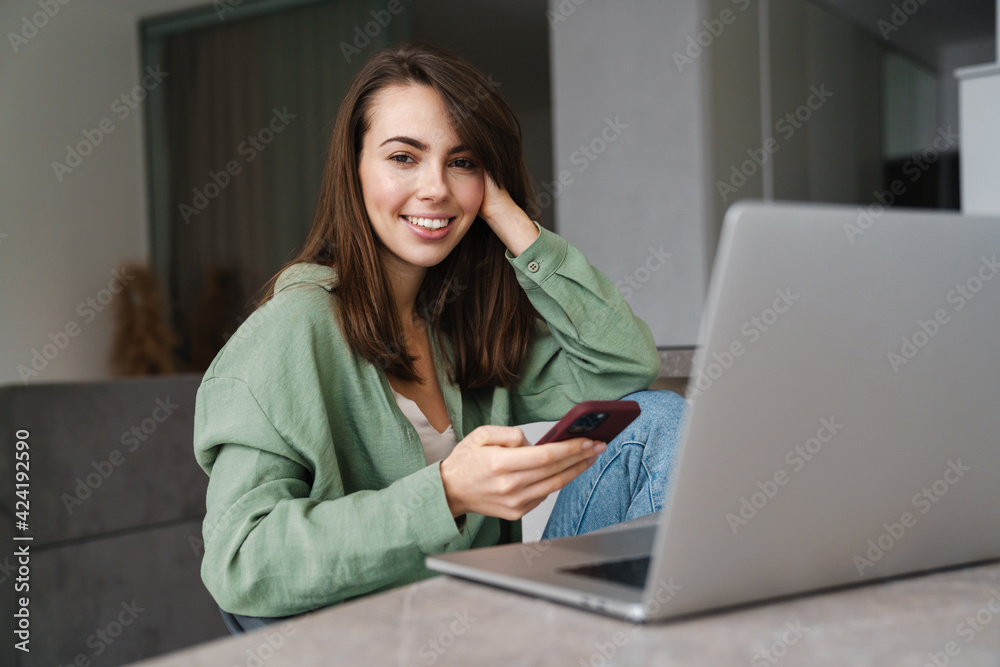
[258, 41, 540, 390]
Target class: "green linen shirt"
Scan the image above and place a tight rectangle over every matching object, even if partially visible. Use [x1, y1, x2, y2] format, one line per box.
[194, 221, 662, 617]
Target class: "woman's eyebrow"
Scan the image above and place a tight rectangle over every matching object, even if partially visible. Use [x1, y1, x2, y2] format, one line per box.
[380, 135, 426, 150]
[378, 136, 469, 155]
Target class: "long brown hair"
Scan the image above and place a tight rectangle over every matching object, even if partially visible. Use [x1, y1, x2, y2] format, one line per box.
[258, 41, 540, 390]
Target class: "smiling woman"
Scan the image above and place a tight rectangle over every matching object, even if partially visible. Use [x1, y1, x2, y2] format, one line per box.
[358, 84, 487, 292]
[192, 41, 684, 631]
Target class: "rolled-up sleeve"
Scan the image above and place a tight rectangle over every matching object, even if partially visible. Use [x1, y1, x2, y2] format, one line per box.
[506, 222, 661, 424]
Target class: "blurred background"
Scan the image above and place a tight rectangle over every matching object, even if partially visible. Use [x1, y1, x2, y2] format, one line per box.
[1, 0, 996, 380]
[0, 0, 997, 664]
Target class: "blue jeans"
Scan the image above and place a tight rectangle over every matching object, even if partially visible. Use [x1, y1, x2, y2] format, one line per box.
[223, 389, 687, 632]
[541, 389, 687, 540]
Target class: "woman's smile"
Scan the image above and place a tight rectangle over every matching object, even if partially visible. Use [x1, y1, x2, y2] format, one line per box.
[358, 84, 484, 271]
[401, 215, 455, 239]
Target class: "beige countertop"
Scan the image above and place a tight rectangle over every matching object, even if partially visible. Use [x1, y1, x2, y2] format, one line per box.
[134, 559, 1000, 666]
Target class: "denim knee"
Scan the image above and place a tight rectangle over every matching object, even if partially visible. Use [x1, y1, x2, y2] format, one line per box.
[617, 389, 688, 443]
[616, 389, 687, 506]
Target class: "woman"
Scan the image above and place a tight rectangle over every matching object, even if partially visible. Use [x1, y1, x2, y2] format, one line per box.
[194, 41, 687, 631]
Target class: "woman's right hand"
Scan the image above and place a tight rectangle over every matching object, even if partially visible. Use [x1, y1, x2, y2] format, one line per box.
[439, 425, 606, 520]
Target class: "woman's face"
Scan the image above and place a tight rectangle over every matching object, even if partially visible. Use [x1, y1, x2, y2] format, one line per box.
[358, 84, 484, 278]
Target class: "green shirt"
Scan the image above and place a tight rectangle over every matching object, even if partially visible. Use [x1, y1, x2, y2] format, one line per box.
[194, 221, 661, 616]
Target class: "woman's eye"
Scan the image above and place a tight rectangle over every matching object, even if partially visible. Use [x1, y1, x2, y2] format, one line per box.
[451, 158, 476, 170]
[389, 154, 414, 164]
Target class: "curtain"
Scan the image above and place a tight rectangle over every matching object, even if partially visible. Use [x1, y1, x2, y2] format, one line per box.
[151, 0, 412, 369]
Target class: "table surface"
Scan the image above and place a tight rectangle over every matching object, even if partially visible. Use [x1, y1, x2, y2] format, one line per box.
[134, 555, 1000, 666]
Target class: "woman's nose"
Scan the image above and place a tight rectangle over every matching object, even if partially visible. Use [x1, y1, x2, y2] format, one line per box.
[416, 164, 449, 200]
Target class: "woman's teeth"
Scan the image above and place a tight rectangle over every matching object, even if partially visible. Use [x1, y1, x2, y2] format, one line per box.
[405, 216, 451, 230]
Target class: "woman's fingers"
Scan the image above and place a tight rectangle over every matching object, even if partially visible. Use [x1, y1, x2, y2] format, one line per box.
[517, 457, 597, 510]
[467, 424, 530, 448]
[442, 425, 608, 519]
[464, 425, 604, 466]
[498, 438, 605, 473]
[505, 441, 604, 487]
[484, 171, 498, 192]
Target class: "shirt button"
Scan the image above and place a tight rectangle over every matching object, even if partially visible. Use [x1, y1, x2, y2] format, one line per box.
[528, 261, 540, 273]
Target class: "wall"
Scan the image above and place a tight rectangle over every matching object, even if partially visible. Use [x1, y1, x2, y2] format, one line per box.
[938, 37, 995, 135]
[955, 2, 1000, 216]
[882, 51, 937, 159]
[768, 0, 882, 204]
[708, 0, 764, 261]
[0, 0, 555, 388]
[549, 0, 712, 347]
[410, 0, 554, 228]
[0, 0, 207, 387]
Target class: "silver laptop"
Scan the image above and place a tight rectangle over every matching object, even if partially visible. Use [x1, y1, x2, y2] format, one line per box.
[427, 201, 1000, 622]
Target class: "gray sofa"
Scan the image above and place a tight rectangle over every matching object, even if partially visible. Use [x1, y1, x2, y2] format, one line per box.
[0, 374, 228, 666]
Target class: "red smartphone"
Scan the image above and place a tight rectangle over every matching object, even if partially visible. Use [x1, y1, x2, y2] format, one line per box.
[532, 400, 640, 446]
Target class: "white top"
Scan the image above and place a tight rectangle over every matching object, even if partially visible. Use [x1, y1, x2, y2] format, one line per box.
[390, 386, 459, 464]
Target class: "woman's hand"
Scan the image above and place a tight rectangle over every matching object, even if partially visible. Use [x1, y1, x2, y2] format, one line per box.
[439, 424, 606, 520]
[478, 173, 539, 258]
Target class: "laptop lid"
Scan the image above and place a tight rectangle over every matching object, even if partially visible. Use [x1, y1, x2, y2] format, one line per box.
[643, 201, 1000, 620]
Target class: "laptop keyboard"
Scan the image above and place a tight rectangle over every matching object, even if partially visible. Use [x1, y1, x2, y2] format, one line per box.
[559, 556, 651, 589]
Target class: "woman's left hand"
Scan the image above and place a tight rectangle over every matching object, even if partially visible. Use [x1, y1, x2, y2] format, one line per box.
[479, 173, 539, 258]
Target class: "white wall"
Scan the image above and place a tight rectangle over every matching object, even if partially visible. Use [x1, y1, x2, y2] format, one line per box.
[952, 2, 998, 216]
[549, 0, 711, 347]
[0, 0, 207, 387]
[938, 38, 995, 136]
[958, 62, 1000, 216]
